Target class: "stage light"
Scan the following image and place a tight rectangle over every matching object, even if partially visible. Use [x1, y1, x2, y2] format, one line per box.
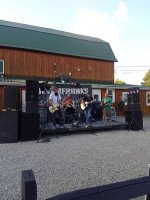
[61, 80, 65, 84]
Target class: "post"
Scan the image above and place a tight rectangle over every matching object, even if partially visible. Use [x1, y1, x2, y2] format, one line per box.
[21, 170, 37, 200]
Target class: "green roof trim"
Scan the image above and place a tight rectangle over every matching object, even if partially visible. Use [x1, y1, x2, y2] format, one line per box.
[0, 20, 117, 62]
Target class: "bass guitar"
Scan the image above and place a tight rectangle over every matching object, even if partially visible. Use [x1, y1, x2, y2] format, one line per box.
[80, 99, 95, 110]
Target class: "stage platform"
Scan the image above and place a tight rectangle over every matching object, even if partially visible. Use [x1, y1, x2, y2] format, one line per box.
[39, 118, 127, 140]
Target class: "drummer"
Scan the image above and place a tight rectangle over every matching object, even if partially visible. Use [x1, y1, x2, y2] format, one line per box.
[65, 95, 73, 107]
[64, 95, 75, 123]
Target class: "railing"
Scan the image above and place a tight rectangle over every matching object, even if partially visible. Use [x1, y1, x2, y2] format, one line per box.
[21, 168, 150, 200]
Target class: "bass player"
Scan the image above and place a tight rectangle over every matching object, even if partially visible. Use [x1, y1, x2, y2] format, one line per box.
[49, 87, 64, 128]
[81, 94, 94, 127]
[101, 92, 112, 123]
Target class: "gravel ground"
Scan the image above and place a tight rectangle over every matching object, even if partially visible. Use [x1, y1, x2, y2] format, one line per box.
[0, 116, 150, 200]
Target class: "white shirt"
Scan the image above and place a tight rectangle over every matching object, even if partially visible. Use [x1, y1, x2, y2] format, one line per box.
[49, 92, 61, 106]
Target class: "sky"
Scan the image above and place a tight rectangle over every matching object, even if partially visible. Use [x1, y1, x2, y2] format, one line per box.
[0, 0, 150, 85]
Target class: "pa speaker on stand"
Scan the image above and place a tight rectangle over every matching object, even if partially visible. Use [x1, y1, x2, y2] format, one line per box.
[25, 80, 39, 113]
[127, 87, 140, 111]
[125, 111, 144, 131]
[20, 80, 40, 141]
[126, 87, 144, 131]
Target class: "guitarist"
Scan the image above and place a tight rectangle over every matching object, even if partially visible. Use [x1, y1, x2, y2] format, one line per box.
[81, 94, 93, 127]
[102, 92, 112, 123]
[49, 87, 64, 128]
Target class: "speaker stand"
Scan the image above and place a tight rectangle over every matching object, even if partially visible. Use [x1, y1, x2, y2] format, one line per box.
[128, 117, 144, 132]
[37, 121, 51, 143]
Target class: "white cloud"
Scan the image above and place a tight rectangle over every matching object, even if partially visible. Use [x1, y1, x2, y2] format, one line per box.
[113, 1, 128, 24]
[0, 10, 24, 23]
[73, 9, 121, 50]
[73, 1, 128, 51]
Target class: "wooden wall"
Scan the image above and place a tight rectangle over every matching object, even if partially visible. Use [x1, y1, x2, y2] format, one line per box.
[140, 90, 150, 114]
[0, 47, 114, 83]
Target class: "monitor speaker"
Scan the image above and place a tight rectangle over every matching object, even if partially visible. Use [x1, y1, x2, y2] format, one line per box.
[0, 111, 20, 143]
[26, 80, 39, 102]
[125, 111, 143, 131]
[4, 86, 19, 110]
[21, 113, 40, 141]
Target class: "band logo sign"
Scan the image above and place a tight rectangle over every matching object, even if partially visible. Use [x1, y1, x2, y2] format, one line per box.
[59, 87, 89, 95]
[58, 85, 92, 99]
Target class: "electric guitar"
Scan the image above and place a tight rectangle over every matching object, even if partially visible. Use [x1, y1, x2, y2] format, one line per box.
[80, 99, 96, 110]
[49, 104, 60, 113]
[102, 99, 112, 108]
[49, 99, 66, 113]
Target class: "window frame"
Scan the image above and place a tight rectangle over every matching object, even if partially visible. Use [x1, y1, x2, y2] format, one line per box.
[106, 89, 115, 103]
[0, 60, 4, 74]
[146, 92, 150, 106]
[122, 92, 128, 105]
[92, 89, 101, 101]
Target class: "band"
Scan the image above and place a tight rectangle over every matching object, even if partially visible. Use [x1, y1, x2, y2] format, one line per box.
[47, 86, 112, 129]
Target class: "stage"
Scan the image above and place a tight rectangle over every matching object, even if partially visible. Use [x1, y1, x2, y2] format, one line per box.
[38, 118, 127, 141]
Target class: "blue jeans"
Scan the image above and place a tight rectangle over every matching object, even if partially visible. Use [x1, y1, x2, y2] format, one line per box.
[84, 106, 92, 125]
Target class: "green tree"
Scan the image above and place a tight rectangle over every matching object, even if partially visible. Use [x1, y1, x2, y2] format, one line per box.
[115, 78, 126, 84]
[142, 69, 150, 86]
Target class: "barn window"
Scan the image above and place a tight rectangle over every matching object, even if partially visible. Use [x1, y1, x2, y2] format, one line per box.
[106, 89, 115, 102]
[92, 89, 101, 101]
[0, 60, 4, 74]
[146, 92, 150, 105]
[122, 92, 128, 105]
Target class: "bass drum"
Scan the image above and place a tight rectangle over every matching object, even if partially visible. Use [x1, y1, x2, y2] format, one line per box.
[65, 106, 75, 115]
[65, 106, 75, 123]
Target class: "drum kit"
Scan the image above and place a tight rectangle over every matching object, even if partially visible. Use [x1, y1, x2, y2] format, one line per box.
[61, 96, 85, 124]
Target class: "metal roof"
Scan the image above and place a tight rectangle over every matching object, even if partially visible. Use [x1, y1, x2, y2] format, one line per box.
[0, 20, 117, 62]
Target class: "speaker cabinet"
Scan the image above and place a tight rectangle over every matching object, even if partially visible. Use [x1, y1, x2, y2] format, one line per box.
[26, 80, 39, 102]
[4, 86, 19, 110]
[0, 111, 20, 143]
[127, 103, 140, 111]
[125, 111, 143, 130]
[26, 80, 39, 113]
[133, 92, 140, 104]
[21, 113, 40, 141]
[127, 88, 140, 111]
[26, 101, 39, 113]
[128, 87, 140, 104]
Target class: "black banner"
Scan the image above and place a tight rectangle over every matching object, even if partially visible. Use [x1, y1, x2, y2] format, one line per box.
[38, 85, 92, 107]
[58, 85, 92, 100]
